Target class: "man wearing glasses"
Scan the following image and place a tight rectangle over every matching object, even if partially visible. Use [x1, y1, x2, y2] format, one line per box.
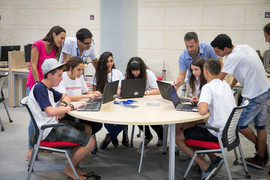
[59, 28, 98, 69]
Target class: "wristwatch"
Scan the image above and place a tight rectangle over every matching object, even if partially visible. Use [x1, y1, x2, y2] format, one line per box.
[146, 90, 150, 95]
[69, 104, 74, 111]
[61, 101, 68, 107]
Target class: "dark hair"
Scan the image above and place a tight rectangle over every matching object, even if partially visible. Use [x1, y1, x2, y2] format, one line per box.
[211, 34, 233, 50]
[184, 32, 198, 42]
[125, 57, 148, 80]
[66, 56, 84, 71]
[189, 57, 207, 97]
[43, 65, 64, 79]
[263, 23, 270, 35]
[204, 58, 221, 76]
[76, 28, 93, 42]
[42, 26, 66, 58]
[94, 51, 115, 93]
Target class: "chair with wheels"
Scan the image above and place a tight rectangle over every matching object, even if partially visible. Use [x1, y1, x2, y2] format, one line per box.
[0, 72, 13, 131]
[20, 97, 81, 180]
[183, 100, 251, 180]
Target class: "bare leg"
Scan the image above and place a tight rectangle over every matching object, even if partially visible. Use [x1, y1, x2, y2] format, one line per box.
[238, 127, 257, 145]
[63, 135, 95, 180]
[176, 129, 209, 170]
[257, 129, 267, 157]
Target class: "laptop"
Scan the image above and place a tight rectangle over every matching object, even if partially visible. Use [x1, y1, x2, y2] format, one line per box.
[77, 80, 119, 111]
[167, 85, 198, 112]
[118, 79, 146, 99]
[157, 81, 190, 102]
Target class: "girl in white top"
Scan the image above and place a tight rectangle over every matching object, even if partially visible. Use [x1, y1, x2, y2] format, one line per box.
[55, 56, 102, 135]
[176, 57, 207, 138]
[92, 52, 125, 149]
[120, 57, 163, 149]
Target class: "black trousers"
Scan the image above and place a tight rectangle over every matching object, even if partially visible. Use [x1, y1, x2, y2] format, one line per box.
[60, 113, 103, 135]
[138, 125, 163, 140]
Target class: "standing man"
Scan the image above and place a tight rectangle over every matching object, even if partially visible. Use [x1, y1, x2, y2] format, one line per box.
[211, 34, 270, 169]
[59, 28, 98, 69]
[174, 32, 220, 91]
[264, 22, 270, 43]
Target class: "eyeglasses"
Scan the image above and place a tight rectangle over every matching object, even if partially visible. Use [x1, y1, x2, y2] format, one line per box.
[81, 39, 94, 45]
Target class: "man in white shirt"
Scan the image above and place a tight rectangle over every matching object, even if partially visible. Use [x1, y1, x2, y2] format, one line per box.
[59, 28, 98, 69]
[211, 34, 270, 169]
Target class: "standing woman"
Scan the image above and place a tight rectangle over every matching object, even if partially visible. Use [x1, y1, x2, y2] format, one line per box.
[54, 56, 102, 134]
[121, 57, 163, 149]
[25, 26, 66, 161]
[92, 51, 124, 149]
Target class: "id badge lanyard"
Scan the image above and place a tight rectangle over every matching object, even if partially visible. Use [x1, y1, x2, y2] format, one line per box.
[76, 48, 85, 60]
[110, 70, 113, 82]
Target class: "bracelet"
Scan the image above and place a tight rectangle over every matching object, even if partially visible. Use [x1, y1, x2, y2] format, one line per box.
[69, 104, 74, 111]
[61, 101, 68, 107]
[146, 90, 150, 95]
[59, 104, 66, 107]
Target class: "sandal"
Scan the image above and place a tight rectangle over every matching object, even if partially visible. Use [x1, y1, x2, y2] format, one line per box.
[84, 172, 101, 180]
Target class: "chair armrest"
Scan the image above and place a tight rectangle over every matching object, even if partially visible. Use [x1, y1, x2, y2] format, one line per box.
[41, 123, 65, 130]
[196, 123, 220, 132]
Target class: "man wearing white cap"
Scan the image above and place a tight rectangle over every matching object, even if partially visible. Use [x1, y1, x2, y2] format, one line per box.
[27, 58, 98, 180]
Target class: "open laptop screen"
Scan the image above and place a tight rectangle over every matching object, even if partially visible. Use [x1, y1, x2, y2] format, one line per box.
[167, 86, 181, 108]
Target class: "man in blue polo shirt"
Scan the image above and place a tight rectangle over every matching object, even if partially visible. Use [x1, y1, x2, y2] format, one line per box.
[174, 32, 220, 91]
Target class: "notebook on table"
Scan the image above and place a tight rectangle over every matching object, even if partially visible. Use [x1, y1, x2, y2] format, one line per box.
[167, 85, 198, 112]
[77, 80, 119, 111]
[118, 79, 146, 99]
[157, 81, 190, 102]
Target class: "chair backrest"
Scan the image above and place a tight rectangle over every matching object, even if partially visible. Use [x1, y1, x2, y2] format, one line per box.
[0, 72, 8, 101]
[145, 60, 165, 80]
[20, 96, 40, 147]
[264, 50, 270, 69]
[222, 100, 249, 151]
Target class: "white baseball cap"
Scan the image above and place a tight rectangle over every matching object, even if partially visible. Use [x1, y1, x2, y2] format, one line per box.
[42, 58, 65, 74]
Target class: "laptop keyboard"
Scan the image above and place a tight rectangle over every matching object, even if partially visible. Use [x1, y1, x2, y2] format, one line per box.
[176, 104, 195, 110]
[85, 102, 100, 110]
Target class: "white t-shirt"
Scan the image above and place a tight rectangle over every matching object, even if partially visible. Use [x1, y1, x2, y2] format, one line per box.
[189, 78, 201, 98]
[54, 72, 88, 96]
[92, 69, 123, 87]
[198, 79, 236, 137]
[145, 69, 158, 90]
[222, 45, 270, 99]
[59, 37, 98, 64]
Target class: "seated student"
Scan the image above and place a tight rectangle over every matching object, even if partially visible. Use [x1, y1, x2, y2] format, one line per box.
[175, 57, 207, 135]
[92, 51, 125, 149]
[28, 58, 97, 180]
[175, 58, 236, 180]
[54, 56, 102, 135]
[119, 57, 163, 149]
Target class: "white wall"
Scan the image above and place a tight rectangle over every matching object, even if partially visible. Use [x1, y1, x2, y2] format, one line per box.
[0, 0, 269, 81]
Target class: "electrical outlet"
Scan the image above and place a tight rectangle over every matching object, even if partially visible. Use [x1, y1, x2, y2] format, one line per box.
[265, 12, 270, 18]
[90, 15, 94, 20]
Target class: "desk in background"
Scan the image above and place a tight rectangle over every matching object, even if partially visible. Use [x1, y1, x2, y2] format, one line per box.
[68, 95, 209, 180]
[7, 51, 29, 107]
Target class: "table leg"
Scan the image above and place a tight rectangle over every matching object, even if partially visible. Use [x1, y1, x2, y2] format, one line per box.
[138, 125, 145, 173]
[169, 124, 175, 180]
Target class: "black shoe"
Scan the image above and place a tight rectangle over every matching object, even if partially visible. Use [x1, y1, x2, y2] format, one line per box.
[245, 153, 264, 169]
[211, 156, 224, 177]
[112, 137, 119, 147]
[100, 133, 110, 149]
[140, 134, 153, 148]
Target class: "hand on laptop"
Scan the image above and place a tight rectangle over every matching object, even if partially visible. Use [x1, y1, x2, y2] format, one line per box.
[85, 93, 100, 100]
[173, 81, 181, 91]
[74, 102, 86, 110]
[94, 91, 101, 97]
[190, 96, 199, 105]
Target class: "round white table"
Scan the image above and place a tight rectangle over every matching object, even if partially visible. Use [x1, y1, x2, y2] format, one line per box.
[68, 95, 210, 180]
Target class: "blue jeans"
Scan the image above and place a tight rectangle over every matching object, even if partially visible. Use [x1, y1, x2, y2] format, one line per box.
[104, 123, 125, 140]
[26, 86, 34, 149]
[238, 88, 270, 130]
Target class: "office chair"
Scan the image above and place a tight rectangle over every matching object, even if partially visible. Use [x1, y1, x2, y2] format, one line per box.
[146, 60, 166, 81]
[183, 100, 251, 180]
[0, 72, 13, 131]
[20, 97, 81, 180]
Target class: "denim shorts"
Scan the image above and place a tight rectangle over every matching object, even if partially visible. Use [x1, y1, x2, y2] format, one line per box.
[238, 88, 270, 130]
[45, 121, 91, 147]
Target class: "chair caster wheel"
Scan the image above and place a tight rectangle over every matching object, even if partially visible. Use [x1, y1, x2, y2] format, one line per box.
[137, 134, 141, 137]
[9, 119, 13, 123]
[27, 168, 34, 172]
[233, 160, 239, 165]
[245, 174, 251, 179]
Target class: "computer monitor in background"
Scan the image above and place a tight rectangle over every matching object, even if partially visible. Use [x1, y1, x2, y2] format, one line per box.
[24, 44, 32, 63]
[0, 45, 21, 68]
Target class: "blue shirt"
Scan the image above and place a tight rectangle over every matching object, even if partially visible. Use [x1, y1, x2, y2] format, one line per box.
[178, 42, 219, 85]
